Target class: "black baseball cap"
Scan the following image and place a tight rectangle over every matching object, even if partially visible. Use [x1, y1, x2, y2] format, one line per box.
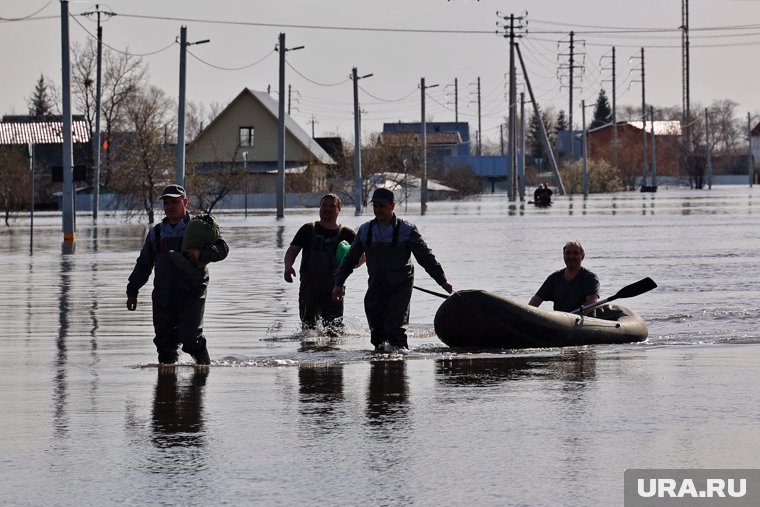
[160, 184, 186, 199]
[370, 188, 395, 204]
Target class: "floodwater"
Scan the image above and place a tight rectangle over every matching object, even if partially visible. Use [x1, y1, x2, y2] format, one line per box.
[2, 186, 760, 506]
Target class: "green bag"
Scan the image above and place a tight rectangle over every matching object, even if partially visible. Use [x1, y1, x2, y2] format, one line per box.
[169, 214, 221, 275]
[335, 240, 351, 265]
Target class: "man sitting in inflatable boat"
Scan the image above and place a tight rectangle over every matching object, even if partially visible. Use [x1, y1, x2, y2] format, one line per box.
[528, 240, 599, 314]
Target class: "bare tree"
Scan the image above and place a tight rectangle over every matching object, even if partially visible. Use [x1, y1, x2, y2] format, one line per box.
[708, 99, 741, 154]
[72, 40, 148, 185]
[109, 85, 175, 223]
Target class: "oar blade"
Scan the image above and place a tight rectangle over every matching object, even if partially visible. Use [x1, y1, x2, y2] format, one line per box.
[613, 277, 657, 300]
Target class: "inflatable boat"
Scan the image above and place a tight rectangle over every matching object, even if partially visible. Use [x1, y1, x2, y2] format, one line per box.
[433, 289, 648, 349]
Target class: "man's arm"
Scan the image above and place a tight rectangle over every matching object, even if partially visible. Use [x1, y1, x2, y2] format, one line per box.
[283, 245, 301, 283]
[528, 295, 543, 307]
[126, 230, 156, 311]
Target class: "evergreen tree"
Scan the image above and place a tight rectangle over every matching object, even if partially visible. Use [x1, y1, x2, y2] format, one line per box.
[27, 75, 54, 116]
[555, 109, 568, 133]
[589, 89, 612, 130]
[527, 108, 555, 167]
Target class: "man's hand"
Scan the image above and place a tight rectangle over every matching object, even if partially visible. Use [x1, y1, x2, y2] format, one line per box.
[441, 281, 454, 294]
[284, 266, 296, 283]
[185, 248, 200, 262]
[126, 296, 138, 311]
[331, 286, 345, 301]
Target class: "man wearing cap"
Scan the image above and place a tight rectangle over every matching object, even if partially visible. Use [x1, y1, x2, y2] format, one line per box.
[331, 187, 453, 352]
[283, 193, 359, 333]
[126, 184, 229, 365]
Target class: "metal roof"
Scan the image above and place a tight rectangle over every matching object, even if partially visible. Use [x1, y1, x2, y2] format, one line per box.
[0, 119, 90, 144]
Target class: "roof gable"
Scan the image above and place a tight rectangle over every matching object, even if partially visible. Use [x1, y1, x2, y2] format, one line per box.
[190, 88, 334, 164]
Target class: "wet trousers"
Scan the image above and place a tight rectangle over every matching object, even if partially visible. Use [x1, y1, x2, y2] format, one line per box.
[299, 279, 344, 329]
[151, 290, 207, 359]
[364, 279, 412, 348]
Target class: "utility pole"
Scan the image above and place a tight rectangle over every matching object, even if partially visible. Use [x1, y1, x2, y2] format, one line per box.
[477, 77, 482, 156]
[519, 92, 526, 201]
[558, 32, 585, 164]
[275, 33, 304, 218]
[352, 67, 372, 214]
[650, 105, 657, 188]
[514, 43, 565, 195]
[507, 15, 517, 201]
[60, 0, 75, 243]
[705, 108, 712, 189]
[600, 46, 617, 168]
[83, 4, 113, 220]
[640, 48, 648, 187]
[498, 12, 525, 202]
[176, 26, 209, 188]
[681, 0, 692, 178]
[420, 77, 438, 213]
[568, 31, 575, 163]
[582, 99, 589, 197]
[309, 115, 318, 138]
[454, 77, 459, 123]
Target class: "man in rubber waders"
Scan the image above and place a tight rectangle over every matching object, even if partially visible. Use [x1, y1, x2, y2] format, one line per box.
[284, 193, 359, 334]
[126, 184, 229, 365]
[528, 240, 599, 313]
[331, 188, 453, 352]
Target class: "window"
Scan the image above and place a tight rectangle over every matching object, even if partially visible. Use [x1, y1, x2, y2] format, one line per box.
[239, 126, 254, 147]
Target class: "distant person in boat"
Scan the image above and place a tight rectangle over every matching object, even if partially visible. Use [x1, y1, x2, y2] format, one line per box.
[331, 187, 453, 352]
[533, 183, 553, 206]
[284, 193, 360, 334]
[126, 184, 229, 365]
[528, 240, 599, 313]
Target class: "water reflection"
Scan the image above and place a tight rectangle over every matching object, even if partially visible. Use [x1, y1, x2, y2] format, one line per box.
[297, 364, 344, 434]
[53, 243, 73, 439]
[435, 351, 597, 387]
[365, 360, 409, 429]
[151, 367, 209, 449]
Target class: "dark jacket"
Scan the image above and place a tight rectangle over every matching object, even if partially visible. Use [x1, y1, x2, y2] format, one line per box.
[335, 214, 446, 291]
[127, 214, 229, 298]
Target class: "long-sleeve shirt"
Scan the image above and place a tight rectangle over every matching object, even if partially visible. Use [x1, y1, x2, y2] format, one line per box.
[335, 214, 446, 290]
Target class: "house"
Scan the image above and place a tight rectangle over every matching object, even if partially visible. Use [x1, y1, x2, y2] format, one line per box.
[0, 115, 91, 208]
[186, 88, 335, 195]
[750, 122, 760, 178]
[586, 120, 682, 178]
[380, 121, 471, 174]
[366, 171, 457, 206]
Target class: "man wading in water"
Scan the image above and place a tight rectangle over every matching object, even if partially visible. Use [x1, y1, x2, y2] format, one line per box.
[126, 185, 229, 365]
[331, 188, 453, 352]
[283, 193, 360, 335]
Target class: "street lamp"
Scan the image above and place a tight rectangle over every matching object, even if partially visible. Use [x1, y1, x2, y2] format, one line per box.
[275, 33, 304, 218]
[351, 67, 373, 214]
[242, 151, 248, 218]
[176, 26, 210, 188]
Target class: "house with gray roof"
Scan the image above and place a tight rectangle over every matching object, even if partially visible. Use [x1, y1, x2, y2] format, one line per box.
[187, 88, 335, 196]
[0, 115, 91, 208]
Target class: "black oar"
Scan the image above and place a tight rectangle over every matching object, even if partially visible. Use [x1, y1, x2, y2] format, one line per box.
[413, 285, 449, 299]
[573, 277, 657, 315]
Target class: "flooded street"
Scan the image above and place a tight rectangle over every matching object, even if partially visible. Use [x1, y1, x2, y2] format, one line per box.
[2, 186, 759, 506]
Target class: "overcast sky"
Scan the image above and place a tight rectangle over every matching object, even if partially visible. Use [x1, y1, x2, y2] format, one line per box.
[2, 0, 759, 144]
